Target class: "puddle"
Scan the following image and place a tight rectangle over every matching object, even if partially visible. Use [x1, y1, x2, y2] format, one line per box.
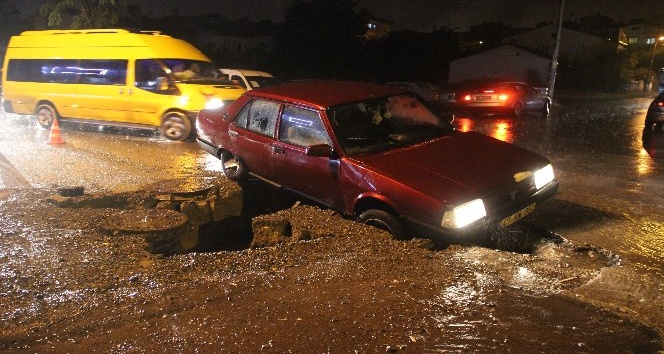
[423, 227, 660, 353]
[425, 288, 662, 353]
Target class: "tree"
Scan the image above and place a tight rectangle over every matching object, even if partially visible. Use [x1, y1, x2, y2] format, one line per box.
[40, 0, 128, 29]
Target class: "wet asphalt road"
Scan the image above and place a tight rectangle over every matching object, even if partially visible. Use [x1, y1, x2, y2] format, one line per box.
[1, 92, 664, 352]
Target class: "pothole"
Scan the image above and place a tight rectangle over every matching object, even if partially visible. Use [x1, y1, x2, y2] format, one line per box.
[456, 223, 621, 294]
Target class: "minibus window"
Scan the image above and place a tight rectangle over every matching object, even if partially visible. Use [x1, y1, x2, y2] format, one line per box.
[135, 59, 177, 94]
[78, 60, 127, 85]
[7, 59, 78, 83]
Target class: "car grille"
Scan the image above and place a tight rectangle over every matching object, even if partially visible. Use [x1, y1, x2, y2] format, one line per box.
[482, 178, 537, 215]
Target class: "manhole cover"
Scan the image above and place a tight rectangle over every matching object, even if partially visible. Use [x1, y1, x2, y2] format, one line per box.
[100, 209, 188, 234]
[143, 177, 216, 197]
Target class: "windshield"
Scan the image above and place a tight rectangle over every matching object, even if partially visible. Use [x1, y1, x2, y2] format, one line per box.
[245, 76, 281, 89]
[328, 94, 454, 156]
[161, 59, 229, 85]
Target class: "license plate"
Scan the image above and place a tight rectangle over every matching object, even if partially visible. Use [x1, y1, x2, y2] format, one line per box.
[499, 203, 536, 228]
[476, 96, 492, 101]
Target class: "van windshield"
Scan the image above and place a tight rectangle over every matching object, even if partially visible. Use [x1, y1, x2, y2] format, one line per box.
[161, 59, 229, 85]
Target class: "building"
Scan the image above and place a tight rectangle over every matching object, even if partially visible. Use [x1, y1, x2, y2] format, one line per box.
[501, 23, 624, 60]
[448, 45, 550, 84]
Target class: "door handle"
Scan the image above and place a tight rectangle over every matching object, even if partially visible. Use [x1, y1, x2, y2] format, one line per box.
[273, 146, 285, 154]
[118, 88, 124, 95]
[228, 130, 239, 138]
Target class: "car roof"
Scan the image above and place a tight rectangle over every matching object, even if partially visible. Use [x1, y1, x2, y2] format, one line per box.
[221, 68, 273, 77]
[245, 80, 407, 109]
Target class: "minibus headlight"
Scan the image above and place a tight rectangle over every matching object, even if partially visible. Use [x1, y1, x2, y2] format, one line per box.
[205, 98, 224, 110]
[533, 164, 554, 189]
[441, 199, 486, 229]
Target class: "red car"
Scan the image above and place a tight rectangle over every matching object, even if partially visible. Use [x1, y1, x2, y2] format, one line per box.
[462, 82, 551, 117]
[196, 81, 558, 239]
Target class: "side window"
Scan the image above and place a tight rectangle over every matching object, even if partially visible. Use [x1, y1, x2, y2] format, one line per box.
[230, 75, 247, 89]
[44, 59, 80, 83]
[279, 105, 331, 147]
[233, 101, 250, 128]
[7, 59, 79, 83]
[135, 59, 175, 94]
[246, 100, 280, 137]
[79, 60, 127, 85]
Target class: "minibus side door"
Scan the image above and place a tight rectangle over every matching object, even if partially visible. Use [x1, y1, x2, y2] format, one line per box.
[74, 59, 131, 123]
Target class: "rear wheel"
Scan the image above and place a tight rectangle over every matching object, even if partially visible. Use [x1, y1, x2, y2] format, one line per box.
[357, 209, 407, 240]
[220, 150, 247, 181]
[159, 112, 192, 141]
[35, 104, 57, 129]
[512, 102, 524, 117]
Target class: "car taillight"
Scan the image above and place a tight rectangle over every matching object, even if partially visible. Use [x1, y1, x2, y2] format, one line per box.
[658, 102, 664, 107]
[498, 94, 508, 101]
[464, 94, 471, 101]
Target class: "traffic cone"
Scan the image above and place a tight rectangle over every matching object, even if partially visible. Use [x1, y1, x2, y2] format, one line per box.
[47, 118, 65, 145]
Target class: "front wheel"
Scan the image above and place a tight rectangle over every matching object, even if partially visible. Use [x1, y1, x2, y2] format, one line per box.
[357, 209, 407, 240]
[35, 104, 57, 129]
[220, 150, 247, 181]
[541, 100, 551, 118]
[159, 112, 192, 141]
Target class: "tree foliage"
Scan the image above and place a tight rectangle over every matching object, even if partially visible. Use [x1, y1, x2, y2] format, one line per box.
[40, 0, 128, 29]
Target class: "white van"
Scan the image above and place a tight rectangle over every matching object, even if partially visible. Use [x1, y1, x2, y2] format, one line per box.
[219, 69, 280, 90]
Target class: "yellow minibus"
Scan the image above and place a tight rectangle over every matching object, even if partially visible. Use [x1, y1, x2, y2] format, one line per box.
[1, 29, 245, 141]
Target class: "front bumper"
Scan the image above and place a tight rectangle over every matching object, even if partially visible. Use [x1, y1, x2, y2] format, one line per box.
[403, 179, 560, 239]
[645, 109, 664, 125]
[196, 137, 221, 158]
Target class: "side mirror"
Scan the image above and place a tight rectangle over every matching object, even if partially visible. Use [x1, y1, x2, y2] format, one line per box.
[305, 144, 333, 157]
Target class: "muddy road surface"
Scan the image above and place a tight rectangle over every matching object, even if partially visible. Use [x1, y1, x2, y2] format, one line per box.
[1, 93, 664, 353]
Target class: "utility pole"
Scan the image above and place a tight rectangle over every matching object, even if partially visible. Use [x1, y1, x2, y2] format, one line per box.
[548, 0, 565, 100]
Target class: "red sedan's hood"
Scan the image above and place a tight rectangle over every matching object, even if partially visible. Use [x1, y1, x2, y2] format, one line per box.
[350, 131, 551, 205]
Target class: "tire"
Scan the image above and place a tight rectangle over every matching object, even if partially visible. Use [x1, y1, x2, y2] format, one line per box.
[220, 150, 247, 181]
[35, 104, 57, 129]
[357, 209, 407, 240]
[512, 102, 524, 117]
[159, 112, 192, 141]
[541, 100, 550, 118]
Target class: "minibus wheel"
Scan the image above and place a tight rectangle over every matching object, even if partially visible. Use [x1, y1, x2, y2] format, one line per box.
[35, 104, 57, 129]
[160, 112, 192, 141]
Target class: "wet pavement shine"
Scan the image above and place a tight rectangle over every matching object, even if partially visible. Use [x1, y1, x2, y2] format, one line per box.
[1, 93, 664, 353]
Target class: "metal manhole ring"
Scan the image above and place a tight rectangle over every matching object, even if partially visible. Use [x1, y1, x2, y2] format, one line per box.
[143, 177, 216, 197]
[100, 209, 188, 234]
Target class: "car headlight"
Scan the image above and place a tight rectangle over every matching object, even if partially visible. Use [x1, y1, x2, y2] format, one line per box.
[533, 164, 554, 189]
[441, 199, 486, 229]
[205, 98, 225, 110]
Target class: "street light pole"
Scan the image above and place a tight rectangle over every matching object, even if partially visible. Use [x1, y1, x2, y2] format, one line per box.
[547, 0, 565, 100]
[648, 35, 664, 91]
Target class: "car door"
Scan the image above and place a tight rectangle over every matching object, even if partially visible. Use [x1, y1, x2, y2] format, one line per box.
[74, 59, 130, 122]
[227, 98, 281, 180]
[517, 84, 544, 110]
[271, 104, 343, 209]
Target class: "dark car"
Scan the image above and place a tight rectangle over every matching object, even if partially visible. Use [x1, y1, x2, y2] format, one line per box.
[196, 80, 558, 239]
[642, 91, 664, 157]
[461, 82, 550, 117]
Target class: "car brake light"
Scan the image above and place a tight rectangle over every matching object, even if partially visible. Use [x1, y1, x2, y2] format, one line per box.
[464, 94, 471, 101]
[658, 102, 664, 107]
[498, 94, 508, 101]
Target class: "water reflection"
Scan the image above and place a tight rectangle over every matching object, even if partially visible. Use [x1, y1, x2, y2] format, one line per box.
[455, 117, 514, 143]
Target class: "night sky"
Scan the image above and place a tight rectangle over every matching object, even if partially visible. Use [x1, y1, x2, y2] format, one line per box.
[9, 0, 664, 32]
